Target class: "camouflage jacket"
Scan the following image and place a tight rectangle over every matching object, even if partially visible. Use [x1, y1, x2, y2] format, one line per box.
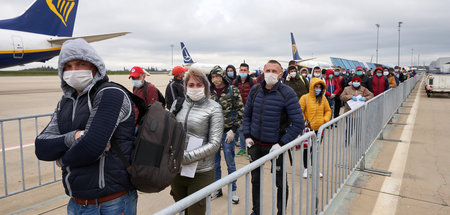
[210, 84, 244, 133]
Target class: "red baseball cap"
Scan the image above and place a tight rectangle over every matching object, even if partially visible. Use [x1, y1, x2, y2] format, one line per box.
[172, 66, 188, 76]
[129, 66, 149, 79]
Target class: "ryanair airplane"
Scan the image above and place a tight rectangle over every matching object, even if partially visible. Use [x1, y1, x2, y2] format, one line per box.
[0, 0, 129, 69]
[180, 42, 231, 74]
[290, 32, 332, 69]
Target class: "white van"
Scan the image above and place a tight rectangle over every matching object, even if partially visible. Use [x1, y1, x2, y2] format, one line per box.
[425, 72, 450, 97]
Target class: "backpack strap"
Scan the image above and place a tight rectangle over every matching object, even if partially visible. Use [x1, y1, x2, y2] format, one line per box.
[110, 138, 131, 171]
[142, 81, 149, 100]
[250, 84, 262, 106]
[229, 85, 234, 121]
[170, 81, 176, 101]
[172, 97, 185, 116]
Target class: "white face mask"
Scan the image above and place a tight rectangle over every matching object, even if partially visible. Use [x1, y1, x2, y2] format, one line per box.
[63, 70, 93, 91]
[264, 72, 279, 86]
[383, 71, 389, 76]
[186, 87, 205, 101]
[313, 72, 321, 77]
[301, 73, 307, 77]
[289, 72, 297, 78]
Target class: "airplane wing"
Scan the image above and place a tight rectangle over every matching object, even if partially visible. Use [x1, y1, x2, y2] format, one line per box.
[294, 57, 316, 63]
[48, 32, 130, 45]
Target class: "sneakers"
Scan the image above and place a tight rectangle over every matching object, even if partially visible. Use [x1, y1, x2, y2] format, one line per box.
[236, 149, 246, 156]
[303, 169, 323, 178]
[232, 191, 239, 204]
[210, 189, 223, 200]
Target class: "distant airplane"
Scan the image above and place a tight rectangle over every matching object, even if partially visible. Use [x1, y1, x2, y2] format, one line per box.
[289, 32, 332, 69]
[0, 0, 129, 69]
[181, 42, 231, 74]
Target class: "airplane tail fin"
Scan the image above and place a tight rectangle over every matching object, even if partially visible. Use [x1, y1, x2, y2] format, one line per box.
[291, 32, 302, 61]
[181, 42, 195, 64]
[0, 0, 79, 37]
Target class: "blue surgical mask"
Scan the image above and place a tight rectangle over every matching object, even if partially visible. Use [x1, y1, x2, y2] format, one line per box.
[227, 72, 234, 78]
[352, 82, 361, 88]
[132, 80, 143, 88]
[334, 72, 340, 76]
[315, 89, 321, 96]
[239, 73, 248, 79]
[377, 73, 382, 77]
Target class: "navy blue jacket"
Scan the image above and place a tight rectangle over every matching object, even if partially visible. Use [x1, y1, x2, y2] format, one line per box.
[243, 80, 304, 145]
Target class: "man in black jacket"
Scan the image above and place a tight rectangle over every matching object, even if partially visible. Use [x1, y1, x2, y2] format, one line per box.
[166, 66, 188, 110]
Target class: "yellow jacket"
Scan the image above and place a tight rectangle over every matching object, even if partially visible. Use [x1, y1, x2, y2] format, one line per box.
[299, 78, 332, 131]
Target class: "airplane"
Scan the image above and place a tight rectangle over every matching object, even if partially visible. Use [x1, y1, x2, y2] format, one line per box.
[0, 0, 129, 69]
[289, 32, 332, 69]
[180, 42, 231, 74]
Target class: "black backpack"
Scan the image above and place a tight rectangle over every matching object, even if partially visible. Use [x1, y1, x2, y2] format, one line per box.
[97, 82, 186, 193]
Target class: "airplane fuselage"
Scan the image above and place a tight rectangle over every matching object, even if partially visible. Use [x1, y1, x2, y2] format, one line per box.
[0, 29, 62, 69]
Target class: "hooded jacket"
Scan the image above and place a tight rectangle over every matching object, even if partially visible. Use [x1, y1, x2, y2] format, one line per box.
[171, 73, 224, 173]
[35, 39, 135, 199]
[209, 66, 244, 133]
[243, 79, 305, 145]
[299, 78, 332, 131]
[324, 70, 341, 97]
[225, 65, 237, 80]
[285, 71, 310, 99]
[340, 84, 374, 113]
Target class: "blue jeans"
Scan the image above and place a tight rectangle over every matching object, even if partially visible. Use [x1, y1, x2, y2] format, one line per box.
[238, 125, 246, 151]
[67, 189, 138, 215]
[214, 132, 237, 191]
[327, 97, 335, 120]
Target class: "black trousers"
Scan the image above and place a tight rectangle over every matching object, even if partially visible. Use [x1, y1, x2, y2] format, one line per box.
[248, 144, 288, 215]
[334, 97, 342, 118]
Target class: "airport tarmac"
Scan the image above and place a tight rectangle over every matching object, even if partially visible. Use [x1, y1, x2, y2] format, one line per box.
[0, 75, 449, 214]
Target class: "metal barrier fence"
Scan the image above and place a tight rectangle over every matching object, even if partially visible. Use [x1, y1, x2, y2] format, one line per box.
[155, 75, 421, 215]
[155, 132, 319, 215]
[0, 113, 61, 199]
[316, 75, 422, 214]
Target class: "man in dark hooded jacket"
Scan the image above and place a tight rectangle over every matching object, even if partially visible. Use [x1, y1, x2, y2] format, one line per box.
[226, 65, 237, 82]
[35, 39, 137, 214]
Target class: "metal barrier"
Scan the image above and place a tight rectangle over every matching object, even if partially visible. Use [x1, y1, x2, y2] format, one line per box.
[155, 132, 319, 215]
[316, 75, 422, 214]
[0, 113, 61, 199]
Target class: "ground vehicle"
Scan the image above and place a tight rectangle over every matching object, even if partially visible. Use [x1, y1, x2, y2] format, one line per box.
[424, 72, 450, 97]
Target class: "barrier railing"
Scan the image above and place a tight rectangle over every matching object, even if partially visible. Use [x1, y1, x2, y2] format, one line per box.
[316, 75, 422, 214]
[155, 132, 319, 215]
[0, 113, 61, 199]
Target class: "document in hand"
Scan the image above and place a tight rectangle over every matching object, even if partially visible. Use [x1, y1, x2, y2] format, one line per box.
[347, 95, 365, 110]
[180, 136, 203, 178]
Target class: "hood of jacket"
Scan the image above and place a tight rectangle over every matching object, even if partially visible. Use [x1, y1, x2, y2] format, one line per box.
[225, 65, 236, 78]
[58, 39, 107, 97]
[209, 65, 231, 87]
[308, 77, 327, 97]
[325, 69, 335, 80]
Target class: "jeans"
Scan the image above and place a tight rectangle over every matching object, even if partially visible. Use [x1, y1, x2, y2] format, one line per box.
[248, 144, 288, 215]
[238, 125, 246, 151]
[327, 97, 335, 120]
[67, 189, 138, 215]
[214, 132, 237, 191]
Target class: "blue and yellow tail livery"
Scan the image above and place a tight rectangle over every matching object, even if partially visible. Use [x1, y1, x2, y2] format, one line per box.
[291, 32, 301, 61]
[0, 0, 78, 37]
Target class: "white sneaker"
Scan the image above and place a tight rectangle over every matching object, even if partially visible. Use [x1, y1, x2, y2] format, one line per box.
[232, 191, 239, 204]
[303, 169, 308, 178]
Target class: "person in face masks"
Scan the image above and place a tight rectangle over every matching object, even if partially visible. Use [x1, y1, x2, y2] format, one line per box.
[340, 77, 374, 113]
[385, 68, 397, 88]
[226, 65, 237, 81]
[129, 66, 159, 118]
[165, 66, 187, 110]
[355, 66, 373, 93]
[233, 63, 258, 157]
[324, 69, 341, 119]
[169, 69, 224, 215]
[299, 78, 331, 178]
[208, 65, 244, 204]
[311, 66, 324, 81]
[244, 60, 305, 215]
[371, 67, 390, 96]
[35, 39, 138, 214]
[285, 65, 310, 100]
[300, 68, 310, 81]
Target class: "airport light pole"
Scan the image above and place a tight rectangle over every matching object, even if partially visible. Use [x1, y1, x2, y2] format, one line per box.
[397, 21, 402, 66]
[170, 44, 174, 68]
[376, 24, 380, 64]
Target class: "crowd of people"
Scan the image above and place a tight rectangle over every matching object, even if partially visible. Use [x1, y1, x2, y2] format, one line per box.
[34, 39, 417, 215]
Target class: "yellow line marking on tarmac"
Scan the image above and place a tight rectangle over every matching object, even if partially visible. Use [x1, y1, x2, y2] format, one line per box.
[371, 80, 422, 215]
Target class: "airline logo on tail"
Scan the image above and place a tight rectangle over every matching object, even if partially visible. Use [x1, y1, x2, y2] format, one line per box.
[290, 32, 302, 61]
[46, 0, 76, 27]
[180, 42, 194, 64]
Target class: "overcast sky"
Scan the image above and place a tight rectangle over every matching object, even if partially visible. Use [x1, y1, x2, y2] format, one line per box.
[1, 0, 450, 71]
